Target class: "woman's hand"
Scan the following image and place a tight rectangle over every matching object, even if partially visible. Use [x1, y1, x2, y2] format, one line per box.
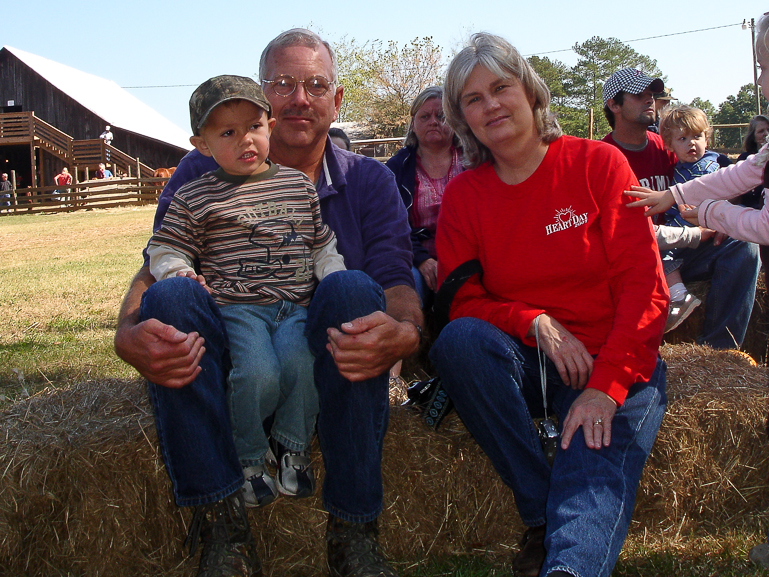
[418, 258, 438, 292]
[624, 186, 676, 216]
[528, 314, 593, 389]
[561, 388, 617, 450]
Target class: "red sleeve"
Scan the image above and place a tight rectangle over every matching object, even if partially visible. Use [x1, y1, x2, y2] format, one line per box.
[584, 147, 668, 404]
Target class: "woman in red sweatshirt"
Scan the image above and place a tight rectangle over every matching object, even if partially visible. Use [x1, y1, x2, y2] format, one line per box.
[429, 33, 668, 577]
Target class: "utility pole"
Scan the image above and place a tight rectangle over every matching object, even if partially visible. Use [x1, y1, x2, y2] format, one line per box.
[744, 18, 761, 115]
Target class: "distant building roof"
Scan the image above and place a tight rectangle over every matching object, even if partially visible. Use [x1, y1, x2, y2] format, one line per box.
[4, 45, 192, 151]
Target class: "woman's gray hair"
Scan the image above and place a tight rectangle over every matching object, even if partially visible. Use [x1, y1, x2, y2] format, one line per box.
[259, 28, 338, 81]
[403, 86, 444, 148]
[443, 32, 561, 169]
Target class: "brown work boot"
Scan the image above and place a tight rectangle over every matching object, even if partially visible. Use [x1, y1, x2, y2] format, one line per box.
[512, 524, 546, 577]
[326, 514, 398, 577]
[185, 490, 262, 577]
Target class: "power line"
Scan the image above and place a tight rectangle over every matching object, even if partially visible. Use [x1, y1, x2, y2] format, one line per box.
[120, 23, 745, 89]
[526, 22, 743, 57]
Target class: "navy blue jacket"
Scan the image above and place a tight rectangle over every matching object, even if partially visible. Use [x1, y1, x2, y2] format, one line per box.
[385, 146, 432, 267]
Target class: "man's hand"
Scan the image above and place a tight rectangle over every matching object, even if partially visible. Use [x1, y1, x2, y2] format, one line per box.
[115, 318, 205, 388]
[624, 186, 676, 215]
[560, 388, 617, 450]
[528, 314, 593, 389]
[326, 311, 420, 382]
[417, 258, 438, 292]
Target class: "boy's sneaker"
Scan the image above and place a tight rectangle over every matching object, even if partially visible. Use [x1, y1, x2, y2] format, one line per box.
[242, 463, 277, 508]
[270, 438, 315, 498]
[664, 293, 701, 333]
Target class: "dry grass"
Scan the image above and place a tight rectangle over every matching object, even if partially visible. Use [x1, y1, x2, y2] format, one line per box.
[0, 343, 767, 576]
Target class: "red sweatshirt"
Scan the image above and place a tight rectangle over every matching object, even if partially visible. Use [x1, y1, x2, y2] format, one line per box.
[436, 135, 668, 405]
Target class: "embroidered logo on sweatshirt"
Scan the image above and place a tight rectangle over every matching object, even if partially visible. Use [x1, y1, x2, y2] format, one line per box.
[545, 207, 588, 236]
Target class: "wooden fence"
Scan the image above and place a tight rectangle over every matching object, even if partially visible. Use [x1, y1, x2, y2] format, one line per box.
[0, 177, 166, 215]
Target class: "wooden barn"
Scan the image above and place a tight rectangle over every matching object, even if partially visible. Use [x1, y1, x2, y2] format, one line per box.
[0, 46, 191, 188]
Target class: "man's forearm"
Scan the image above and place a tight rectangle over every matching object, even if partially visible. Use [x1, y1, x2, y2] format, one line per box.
[384, 284, 423, 357]
[384, 284, 423, 326]
[117, 266, 155, 330]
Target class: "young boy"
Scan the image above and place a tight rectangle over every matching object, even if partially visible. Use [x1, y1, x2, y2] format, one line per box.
[147, 75, 345, 508]
[654, 105, 722, 332]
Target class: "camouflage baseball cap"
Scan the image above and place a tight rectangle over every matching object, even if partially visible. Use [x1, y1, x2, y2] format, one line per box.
[602, 68, 664, 106]
[189, 75, 272, 135]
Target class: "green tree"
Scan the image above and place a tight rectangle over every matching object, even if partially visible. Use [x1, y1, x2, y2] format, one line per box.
[713, 84, 768, 148]
[332, 36, 445, 137]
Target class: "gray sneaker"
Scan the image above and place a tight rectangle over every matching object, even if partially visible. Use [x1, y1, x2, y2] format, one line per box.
[242, 463, 277, 508]
[270, 438, 315, 498]
[665, 293, 701, 333]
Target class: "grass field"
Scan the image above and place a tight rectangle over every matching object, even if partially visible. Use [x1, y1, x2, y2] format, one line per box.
[0, 206, 766, 576]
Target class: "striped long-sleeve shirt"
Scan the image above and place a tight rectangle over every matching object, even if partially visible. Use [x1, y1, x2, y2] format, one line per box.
[148, 162, 344, 306]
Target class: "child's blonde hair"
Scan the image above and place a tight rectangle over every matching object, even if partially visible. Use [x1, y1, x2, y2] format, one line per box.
[659, 105, 712, 147]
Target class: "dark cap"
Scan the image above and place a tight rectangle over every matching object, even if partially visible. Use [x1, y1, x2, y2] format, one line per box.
[602, 68, 665, 106]
[189, 75, 271, 135]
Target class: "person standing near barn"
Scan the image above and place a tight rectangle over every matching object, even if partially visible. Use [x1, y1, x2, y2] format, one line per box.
[54, 167, 72, 204]
[0, 173, 11, 211]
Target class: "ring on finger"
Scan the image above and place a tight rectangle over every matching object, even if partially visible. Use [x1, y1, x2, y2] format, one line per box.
[593, 418, 603, 426]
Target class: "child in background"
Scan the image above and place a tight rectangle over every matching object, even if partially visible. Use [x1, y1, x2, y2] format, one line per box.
[148, 75, 345, 508]
[651, 105, 725, 331]
[625, 11, 769, 566]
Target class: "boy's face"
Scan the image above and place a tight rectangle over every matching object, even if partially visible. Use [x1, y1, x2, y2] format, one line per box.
[668, 127, 707, 164]
[190, 100, 276, 176]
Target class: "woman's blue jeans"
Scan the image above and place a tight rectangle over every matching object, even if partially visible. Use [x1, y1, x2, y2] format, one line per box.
[430, 317, 667, 577]
[220, 301, 317, 466]
[141, 271, 389, 521]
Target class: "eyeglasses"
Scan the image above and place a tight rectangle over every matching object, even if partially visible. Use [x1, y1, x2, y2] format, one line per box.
[262, 75, 335, 98]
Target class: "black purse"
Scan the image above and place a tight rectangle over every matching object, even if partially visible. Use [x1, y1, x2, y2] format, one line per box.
[402, 260, 482, 430]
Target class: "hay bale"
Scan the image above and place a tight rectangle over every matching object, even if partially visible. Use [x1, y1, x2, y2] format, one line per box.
[0, 344, 767, 575]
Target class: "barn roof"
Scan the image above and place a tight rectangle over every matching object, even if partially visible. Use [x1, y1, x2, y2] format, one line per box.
[3, 46, 192, 151]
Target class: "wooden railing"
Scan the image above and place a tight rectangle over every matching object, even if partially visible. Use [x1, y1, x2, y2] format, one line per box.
[0, 177, 166, 215]
[0, 112, 156, 177]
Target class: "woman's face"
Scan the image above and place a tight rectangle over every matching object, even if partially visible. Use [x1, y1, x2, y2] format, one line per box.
[412, 98, 454, 149]
[459, 65, 537, 154]
[755, 120, 769, 145]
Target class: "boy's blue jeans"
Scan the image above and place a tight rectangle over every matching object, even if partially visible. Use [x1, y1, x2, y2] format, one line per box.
[430, 317, 667, 577]
[141, 271, 389, 521]
[220, 301, 317, 467]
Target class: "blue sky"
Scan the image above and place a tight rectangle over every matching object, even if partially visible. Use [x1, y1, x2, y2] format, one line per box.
[3, 0, 764, 135]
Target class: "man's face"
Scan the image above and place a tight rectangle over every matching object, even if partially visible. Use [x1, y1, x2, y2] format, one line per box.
[613, 89, 656, 128]
[262, 44, 343, 153]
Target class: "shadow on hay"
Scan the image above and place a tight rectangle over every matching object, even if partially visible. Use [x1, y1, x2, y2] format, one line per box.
[0, 343, 767, 576]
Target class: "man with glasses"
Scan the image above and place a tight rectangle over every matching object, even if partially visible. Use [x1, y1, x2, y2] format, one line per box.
[114, 28, 420, 577]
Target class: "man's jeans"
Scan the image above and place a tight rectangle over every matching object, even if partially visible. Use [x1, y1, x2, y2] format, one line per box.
[678, 237, 759, 349]
[430, 318, 666, 577]
[305, 270, 390, 523]
[141, 271, 389, 520]
[141, 276, 242, 507]
[220, 301, 317, 467]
